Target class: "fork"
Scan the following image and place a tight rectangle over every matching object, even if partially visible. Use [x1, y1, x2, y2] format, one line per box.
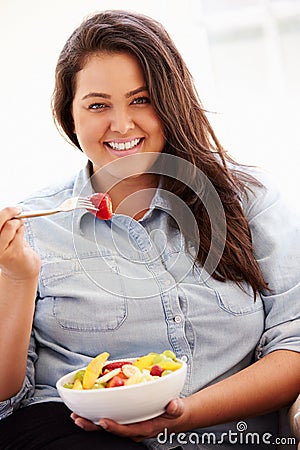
[15, 197, 98, 219]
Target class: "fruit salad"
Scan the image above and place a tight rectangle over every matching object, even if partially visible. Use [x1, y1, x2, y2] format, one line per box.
[86, 193, 113, 220]
[63, 350, 182, 390]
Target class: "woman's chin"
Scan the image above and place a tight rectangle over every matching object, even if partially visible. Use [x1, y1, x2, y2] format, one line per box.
[93, 152, 161, 186]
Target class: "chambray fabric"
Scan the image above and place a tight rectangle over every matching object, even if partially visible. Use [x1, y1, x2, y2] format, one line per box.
[1, 163, 299, 449]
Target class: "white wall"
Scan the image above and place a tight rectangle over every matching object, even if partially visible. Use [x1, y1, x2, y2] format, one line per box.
[0, 0, 299, 212]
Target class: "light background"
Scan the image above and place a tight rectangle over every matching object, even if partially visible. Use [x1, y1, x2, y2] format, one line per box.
[0, 0, 299, 211]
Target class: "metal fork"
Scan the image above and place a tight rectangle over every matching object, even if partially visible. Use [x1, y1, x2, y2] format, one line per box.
[15, 197, 98, 219]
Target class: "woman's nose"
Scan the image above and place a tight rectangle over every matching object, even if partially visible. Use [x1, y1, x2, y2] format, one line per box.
[110, 108, 134, 134]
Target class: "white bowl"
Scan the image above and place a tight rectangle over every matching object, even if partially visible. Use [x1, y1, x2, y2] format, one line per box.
[56, 357, 187, 424]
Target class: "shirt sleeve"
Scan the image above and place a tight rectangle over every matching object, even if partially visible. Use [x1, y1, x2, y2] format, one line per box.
[0, 331, 37, 420]
[241, 169, 300, 359]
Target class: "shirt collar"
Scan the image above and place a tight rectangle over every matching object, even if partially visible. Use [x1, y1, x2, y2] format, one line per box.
[71, 162, 95, 231]
[72, 165, 173, 230]
[141, 182, 172, 221]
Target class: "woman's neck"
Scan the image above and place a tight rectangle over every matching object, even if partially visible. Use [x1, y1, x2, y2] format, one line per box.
[91, 171, 159, 220]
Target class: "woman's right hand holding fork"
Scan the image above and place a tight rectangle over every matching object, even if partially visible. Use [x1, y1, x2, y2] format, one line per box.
[0, 206, 41, 281]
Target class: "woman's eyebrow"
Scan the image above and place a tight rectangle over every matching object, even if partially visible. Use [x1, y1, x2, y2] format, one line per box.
[81, 86, 148, 101]
[81, 92, 110, 100]
[125, 86, 148, 98]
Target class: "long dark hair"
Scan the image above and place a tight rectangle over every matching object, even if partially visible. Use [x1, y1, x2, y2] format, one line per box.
[52, 10, 268, 294]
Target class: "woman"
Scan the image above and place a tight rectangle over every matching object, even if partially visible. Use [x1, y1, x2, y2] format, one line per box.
[0, 10, 299, 450]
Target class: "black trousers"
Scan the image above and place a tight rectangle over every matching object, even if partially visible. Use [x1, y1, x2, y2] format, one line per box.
[0, 402, 148, 449]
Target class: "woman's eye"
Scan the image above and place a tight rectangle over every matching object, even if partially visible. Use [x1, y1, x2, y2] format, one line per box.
[132, 96, 150, 105]
[88, 103, 106, 110]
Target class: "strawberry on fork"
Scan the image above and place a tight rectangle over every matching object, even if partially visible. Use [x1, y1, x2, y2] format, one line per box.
[87, 193, 113, 220]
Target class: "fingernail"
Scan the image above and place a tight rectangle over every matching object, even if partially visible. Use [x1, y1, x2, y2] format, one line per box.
[75, 419, 85, 429]
[99, 420, 108, 430]
[168, 399, 178, 414]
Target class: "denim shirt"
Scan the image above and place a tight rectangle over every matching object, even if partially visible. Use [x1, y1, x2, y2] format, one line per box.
[1, 163, 299, 448]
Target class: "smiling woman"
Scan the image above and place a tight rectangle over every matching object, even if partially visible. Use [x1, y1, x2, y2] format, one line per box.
[70, 52, 165, 193]
[0, 8, 299, 450]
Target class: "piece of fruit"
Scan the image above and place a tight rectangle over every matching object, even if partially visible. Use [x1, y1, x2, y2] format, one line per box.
[150, 364, 164, 377]
[116, 371, 128, 380]
[74, 369, 85, 382]
[72, 378, 83, 390]
[103, 361, 132, 372]
[96, 368, 121, 384]
[87, 193, 113, 220]
[122, 364, 140, 378]
[140, 369, 155, 382]
[133, 353, 156, 371]
[106, 375, 125, 388]
[162, 350, 176, 360]
[92, 382, 105, 389]
[82, 351, 110, 389]
[156, 358, 182, 371]
[124, 372, 142, 386]
[152, 353, 168, 365]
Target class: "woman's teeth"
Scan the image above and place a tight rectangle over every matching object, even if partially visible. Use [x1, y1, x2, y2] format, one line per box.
[106, 138, 142, 151]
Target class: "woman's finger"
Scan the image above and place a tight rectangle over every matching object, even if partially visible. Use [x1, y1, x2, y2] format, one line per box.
[70, 413, 100, 431]
[0, 219, 24, 254]
[0, 207, 22, 232]
[161, 398, 185, 418]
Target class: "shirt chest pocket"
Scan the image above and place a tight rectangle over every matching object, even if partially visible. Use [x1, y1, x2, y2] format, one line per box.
[205, 275, 264, 315]
[39, 256, 127, 331]
[164, 251, 263, 315]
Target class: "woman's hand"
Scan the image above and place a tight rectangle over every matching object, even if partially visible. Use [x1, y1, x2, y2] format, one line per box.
[0, 207, 41, 281]
[0, 207, 41, 401]
[71, 398, 188, 441]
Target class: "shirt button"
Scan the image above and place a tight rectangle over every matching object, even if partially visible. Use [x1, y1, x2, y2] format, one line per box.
[174, 315, 182, 323]
[181, 355, 188, 362]
[164, 279, 172, 286]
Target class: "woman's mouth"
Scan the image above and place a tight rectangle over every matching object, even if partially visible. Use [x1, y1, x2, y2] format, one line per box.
[104, 138, 144, 156]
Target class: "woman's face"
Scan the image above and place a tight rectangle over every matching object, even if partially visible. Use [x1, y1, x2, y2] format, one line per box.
[72, 52, 165, 183]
